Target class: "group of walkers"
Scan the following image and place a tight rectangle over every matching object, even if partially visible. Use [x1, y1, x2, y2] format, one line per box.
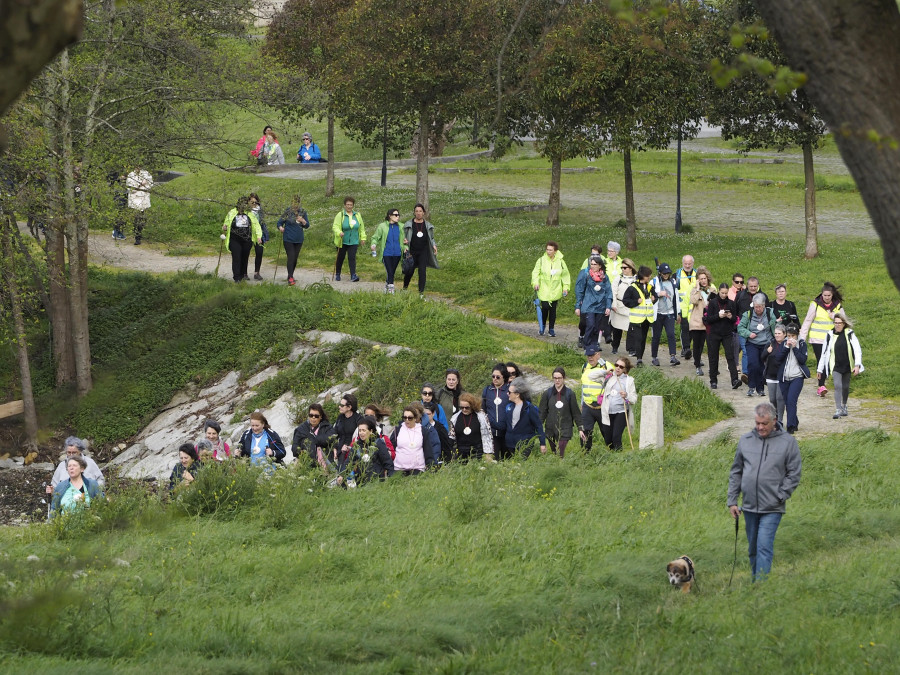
[531, 241, 865, 433]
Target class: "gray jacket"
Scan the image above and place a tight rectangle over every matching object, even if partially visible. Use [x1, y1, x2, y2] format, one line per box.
[727, 425, 801, 514]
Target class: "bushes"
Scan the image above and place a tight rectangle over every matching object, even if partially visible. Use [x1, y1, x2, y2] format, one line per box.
[173, 460, 261, 518]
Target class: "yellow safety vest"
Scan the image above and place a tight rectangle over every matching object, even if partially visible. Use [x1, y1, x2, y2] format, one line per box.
[581, 362, 612, 408]
[629, 283, 654, 324]
[676, 269, 697, 318]
[603, 256, 623, 285]
[809, 301, 842, 343]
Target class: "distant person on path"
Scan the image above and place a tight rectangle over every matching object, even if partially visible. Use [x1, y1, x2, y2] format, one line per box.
[817, 311, 864, 419]
[49, 437, 104, 490]
[503, 381, 546, 459]
[482, 365, 510, 455]
[126, 165, 152, 245]
[601, 356, 637, 451]
[222, 196, 262, 282]
[737, 295, 777, 397]
[608, 258, 637, 355]
[332, 196, 366, 282]
[370, 208, 406, 293]
[764, 325, 787, 425]
[773, 324, 810, 435]
[601, 241, 624, 343]
[649, 262, 681, 367]
[800, 281, 843, 397]
[622, 265, 658, 367]
[705, 282, 741, 390]
[768, 283, 798, 326]
[735, 276, 767, 380]
[109, 169, 128, 240]
[50, 456, 104, 516]
[250, 125, 272, 163]
[578, 245, 602, 347]
[248, 193, 269, 281]
[539, 367, 581, 457]
[579, 346, 613, 452]
[687, 266, 713, 376]
[263, 130, 285, 165]
[532, 241, 571, 337]
[402, 204, 439, 296]
[277, 194, 310, 286]
[296, 132, 322, 163]
[574, 255, 612, 352]
[676, 254, 697, 360]
[728, 402, 802, 582]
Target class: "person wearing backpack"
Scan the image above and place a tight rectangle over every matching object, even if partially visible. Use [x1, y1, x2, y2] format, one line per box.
[738, 294, 778, 397]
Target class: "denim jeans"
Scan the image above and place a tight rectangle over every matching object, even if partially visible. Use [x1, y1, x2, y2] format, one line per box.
[742, 511, 783, 581]
[780, 378, 805, 430]
[745, 341, 767, 392]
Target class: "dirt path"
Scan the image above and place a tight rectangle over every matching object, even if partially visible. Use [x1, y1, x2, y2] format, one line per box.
[89, 233, 896, 447]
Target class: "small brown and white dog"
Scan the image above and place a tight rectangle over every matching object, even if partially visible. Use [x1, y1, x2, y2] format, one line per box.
[666, 556, 695, 593]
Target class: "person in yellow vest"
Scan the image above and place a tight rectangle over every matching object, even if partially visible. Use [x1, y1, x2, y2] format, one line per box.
[579, 346, 613, 452]
[799, 281, 843, 397]
[621, 265, 658, 367]
[601, 241, 624, 344]
[675, 254, 697, 360]
[532, 241, 571, 337]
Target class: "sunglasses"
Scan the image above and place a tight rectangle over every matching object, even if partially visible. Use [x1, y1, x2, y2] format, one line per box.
[402, 415, 415, 421]
[308, 413, 321, 418]
[733, 280, 744, 285]
[460, 406, 471, 411]
[390, 213, 399, 217]
[615, 364, 626, 369]
[339, 403, 348, 408]
[422, 390, 433, 396]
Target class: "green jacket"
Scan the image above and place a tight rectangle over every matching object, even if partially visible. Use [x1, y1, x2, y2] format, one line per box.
[370, 220, 408, 261]
[223, 208, 262, 248]
[332, 209, 366, 247]
[531, 251, 571, 302]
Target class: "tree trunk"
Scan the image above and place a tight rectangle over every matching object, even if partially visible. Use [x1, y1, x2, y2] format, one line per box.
[59, 49, 92, 396]
[624, 149, 637, 251]
[416, 111, 430, 214]
[754, 0, 900, 291]
[0, 216, 39, 454]
[546, 155, 561, 227]
[325, 112, 335, 198]
[802, 140, 818, 259]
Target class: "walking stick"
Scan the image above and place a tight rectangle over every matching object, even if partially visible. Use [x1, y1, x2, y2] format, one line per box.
[331, 246, 339, 281]
[624, 399, 635, 452]
[213, 233, 226, 277]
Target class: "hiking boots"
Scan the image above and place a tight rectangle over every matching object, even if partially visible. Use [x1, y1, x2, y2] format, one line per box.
[670, 356, 680, 366]
[651, 358, 660, 367]
[254, 273, 263, 280]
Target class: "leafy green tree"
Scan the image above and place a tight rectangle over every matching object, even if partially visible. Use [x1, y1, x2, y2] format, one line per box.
[707, 0, 826, 258]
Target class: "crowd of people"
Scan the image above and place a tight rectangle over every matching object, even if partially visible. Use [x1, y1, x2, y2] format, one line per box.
[531, 241, 865, 434]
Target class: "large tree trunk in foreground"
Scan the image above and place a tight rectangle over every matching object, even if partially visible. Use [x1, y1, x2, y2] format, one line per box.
[802, 140, 818, 259]
[624, 149, 637, 251]
[546, 156, 561, 227]
[325, 113, 335, 197]
[416, 111, 430, 214]
[755, 0, 900, 290]
[0, 216, 39, 454]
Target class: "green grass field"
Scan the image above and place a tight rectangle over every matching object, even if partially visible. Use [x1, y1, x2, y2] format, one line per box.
[0, 428, 897, 673]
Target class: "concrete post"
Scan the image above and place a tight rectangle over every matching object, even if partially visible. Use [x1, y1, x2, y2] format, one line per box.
[639, 395, 664, 449]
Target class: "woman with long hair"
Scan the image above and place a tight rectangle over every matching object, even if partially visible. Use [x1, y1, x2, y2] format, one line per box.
[817, 311, 864, 419]
[277, 194, 310, 286]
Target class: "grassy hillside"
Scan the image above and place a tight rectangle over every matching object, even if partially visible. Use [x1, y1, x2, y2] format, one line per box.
[0, 428, 897, 672]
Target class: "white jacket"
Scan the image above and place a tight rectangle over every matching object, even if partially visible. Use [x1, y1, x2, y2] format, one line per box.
[126, 169, 153, 210]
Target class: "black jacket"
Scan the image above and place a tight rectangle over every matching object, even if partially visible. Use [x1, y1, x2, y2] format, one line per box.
[706, 296, 738, 337]
[292, 420, 334, 463]
[349, 437, 394, 481]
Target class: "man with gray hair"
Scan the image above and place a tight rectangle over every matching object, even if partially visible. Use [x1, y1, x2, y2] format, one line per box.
[728, 402, 801, 581]
[48, 437, 105, 490]
[738, 294, 777, 397]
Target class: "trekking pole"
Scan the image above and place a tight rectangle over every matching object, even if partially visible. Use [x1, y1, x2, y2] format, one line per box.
[624, 399, 635, 452]
[214, 233, 226, 277]
[331, 246, 339, 282]
[728, 509, 740, 588]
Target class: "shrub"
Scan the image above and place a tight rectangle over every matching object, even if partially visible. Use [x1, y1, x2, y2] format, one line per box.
[174, 460, 261, 518]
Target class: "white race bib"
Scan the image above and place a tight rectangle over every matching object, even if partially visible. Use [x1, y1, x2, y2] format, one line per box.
[555, 400, 564, 409]
[494, 397, 502, 405]
[594, 284, 601, 292]
[550, 269, 558, 276]
[757, 323, 765, 331]
[417, 231, 424, 238]
[463, 427, 472, 435]
[349, 219, 356, 227]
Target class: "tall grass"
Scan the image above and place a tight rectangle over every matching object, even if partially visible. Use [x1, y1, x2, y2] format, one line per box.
[1, 429, 897, 672]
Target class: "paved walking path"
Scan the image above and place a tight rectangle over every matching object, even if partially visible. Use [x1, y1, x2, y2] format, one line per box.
[89, 232, 897, 447]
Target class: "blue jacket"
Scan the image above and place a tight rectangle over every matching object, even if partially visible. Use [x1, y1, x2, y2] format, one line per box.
[297, 142, 322, 163]
[575, 269, 613, 315]
[239, 428, 287, 462]
[773, 338, 811, 381]
[482, 383, 510, 431]
[277, 206, 310, 244]
[503, 400, 546, 450]
[50, 476, 104, 516]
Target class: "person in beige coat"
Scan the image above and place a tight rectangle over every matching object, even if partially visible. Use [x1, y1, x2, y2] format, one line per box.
[608, 258, 637, 355]
[688, 266, 714, 377]
[600, 356, 638, 450]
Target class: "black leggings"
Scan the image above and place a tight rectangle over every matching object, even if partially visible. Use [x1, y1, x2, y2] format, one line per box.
[403, 250, 428, 292]
[229, 236, 252, 281]
[611, 326, 624, 351]
[335, 244, 358, 277]
[689, 329, 707, 367]
[254, 242, 265, 274]
[627, 321, 651, 359]
[284, 241, 303, 279]
[383, 255, 400, 284]
[603, 412, 629, 450]
[540, 300, 558, 330]
[812, 342, 826, 387]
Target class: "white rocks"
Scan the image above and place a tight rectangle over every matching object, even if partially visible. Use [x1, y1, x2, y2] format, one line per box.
[198, 371, 241, 400]
[287, 344, 309, 362]
[246, 366, 279, 389]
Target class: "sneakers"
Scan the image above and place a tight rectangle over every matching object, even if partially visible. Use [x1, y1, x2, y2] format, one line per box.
[539, 325, 545, 336]
[388, 284, 395, 294]
[350, 275, 360, 282]
[577, 336, 584, 348]
[740, 373, 749, 384]
[732, 379, 742, 389]
[746, 389, 756, 397]
[651, 358, 660, 367]
[710, 382, 718, 389]
[696, 367, 704, 376]
[112, 229, 126, 240]
[288, 277, 295, 286]
[334, 274, 341, 281]
[670, 356, 680, 366]
[611, 349, 618, 355]
[254, 272, 263, 280]
[243, 274, 250, 280]
[840, 405, 848, 417]
[817, 385, 828, 397]
[548, 329, 556, 337]
[636, 359, 643, 367]
[682, 349, 692, 360]
[833, 410, 841, 419]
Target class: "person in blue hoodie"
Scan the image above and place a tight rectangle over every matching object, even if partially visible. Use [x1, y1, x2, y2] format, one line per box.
[502, 381, 546, 460]
[574, 255, 613, 354]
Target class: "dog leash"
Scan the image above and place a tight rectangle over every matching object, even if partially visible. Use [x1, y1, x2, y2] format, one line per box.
[728, 510, 740, 588]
